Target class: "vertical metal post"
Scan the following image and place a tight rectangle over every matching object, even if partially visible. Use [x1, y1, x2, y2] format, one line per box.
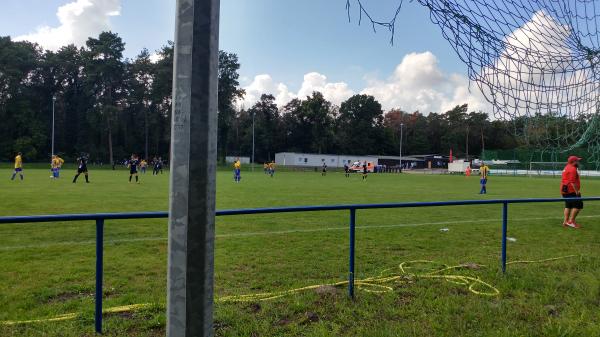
[348, 208, 356, 298]
[167, 0, 220, 336]
[501, 202, 508, 273]
[399, 123, 403, 171]
[251, 110, 255, 171]
[95, 219, 104, 334]
[51, 96, 56, 156]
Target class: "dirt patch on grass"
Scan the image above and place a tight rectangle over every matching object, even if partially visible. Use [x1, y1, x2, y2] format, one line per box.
[314, 285, 339, 296]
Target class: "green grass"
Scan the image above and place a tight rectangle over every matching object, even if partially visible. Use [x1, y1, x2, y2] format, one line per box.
[0, 168, 599, 336]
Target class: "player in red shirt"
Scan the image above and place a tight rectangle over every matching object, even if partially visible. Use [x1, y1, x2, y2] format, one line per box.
[560, 156, 583, 228]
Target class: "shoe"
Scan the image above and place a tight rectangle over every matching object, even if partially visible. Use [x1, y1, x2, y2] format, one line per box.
[564, 222, 581, 229]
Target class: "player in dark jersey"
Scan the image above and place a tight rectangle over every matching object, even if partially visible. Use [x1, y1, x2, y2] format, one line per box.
[344, 163, 350, 178]
[362, 162, 368, 180]
[128, 154, 140, 183]
[73, 154, 90, 183]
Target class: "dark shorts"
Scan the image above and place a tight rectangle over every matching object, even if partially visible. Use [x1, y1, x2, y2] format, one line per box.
[480, 178, 487, 184]
[15, 168, 22, 172]
[563, 193, 583, 209]
[130, 169, 138, 175]
[78, 167, 87, 174]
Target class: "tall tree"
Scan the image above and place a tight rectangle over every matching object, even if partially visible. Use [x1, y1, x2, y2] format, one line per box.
[337, 94, 385, 155]
[83, 31, 126, 165]
[218, 51, 245, 161]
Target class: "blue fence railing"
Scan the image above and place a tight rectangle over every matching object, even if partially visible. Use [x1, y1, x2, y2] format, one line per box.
[0, 196, 597, 334]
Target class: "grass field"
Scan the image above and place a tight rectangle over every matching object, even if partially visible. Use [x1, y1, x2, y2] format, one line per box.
[0, 167, 599, 336]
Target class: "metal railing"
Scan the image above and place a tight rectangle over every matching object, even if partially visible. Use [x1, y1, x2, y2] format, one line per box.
[0, 196, 597, 334]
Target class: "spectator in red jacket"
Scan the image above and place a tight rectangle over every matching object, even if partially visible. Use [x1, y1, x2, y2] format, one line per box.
[561, 156, 583, 228]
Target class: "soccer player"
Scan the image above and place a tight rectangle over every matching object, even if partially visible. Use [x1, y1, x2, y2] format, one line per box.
[128, 154, 140, 183]
[268, 161, 275, 177]
[140, 159, 148, 174]
[263, 163, 268, 174]
[50, 155, 65, 179]
[73, 155, 90, 183]
[344, 163, 350, 177]
[362, 161, 368, 180]
[233, 159, 241, 183]
[561, 156, 583, 228]
[479, 162, 489, 194]
[322, 163, 327, 176]
[10, 152, 24, 181]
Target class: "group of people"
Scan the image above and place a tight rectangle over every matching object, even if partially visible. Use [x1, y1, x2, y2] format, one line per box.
[7, 152, 167, 184]
[263, 162, 276, 177]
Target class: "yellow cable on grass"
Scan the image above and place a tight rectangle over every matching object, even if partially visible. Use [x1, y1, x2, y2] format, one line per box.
[0, 255, 579, 325]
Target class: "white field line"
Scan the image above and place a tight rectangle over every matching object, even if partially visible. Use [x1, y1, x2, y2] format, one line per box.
[1, 214, 599, 251]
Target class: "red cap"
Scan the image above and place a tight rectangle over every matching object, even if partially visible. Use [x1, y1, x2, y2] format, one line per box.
[567, 155, 582, 163]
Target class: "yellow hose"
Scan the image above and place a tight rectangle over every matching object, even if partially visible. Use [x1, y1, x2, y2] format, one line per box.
[0, 255, 579, 325]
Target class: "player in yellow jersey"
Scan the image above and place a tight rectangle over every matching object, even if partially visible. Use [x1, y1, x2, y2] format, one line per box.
[140, 159, 148, 174]
[233, 159, 241, 183]
[268, 161, 275, 177]
[479, 162, 490, 194]
[50, 155, 65, 179]
[11, 152, 24, 181]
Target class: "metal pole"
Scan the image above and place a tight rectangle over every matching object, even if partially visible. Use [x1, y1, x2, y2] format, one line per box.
[501, 202, 508, 273]
[167, 0, 219, 336]
[95, 219, 104, 334]
[51, 96, 56, 156]
[399, 123, 404, 171]
[348, 208, 356, 298]
[251, 110, 255, 171]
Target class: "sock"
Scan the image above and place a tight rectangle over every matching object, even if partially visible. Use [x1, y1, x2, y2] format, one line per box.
[73, 174, 78, 183]
[85, 175, 89, 183]
[136, 176, 138, 182]
[20, 174, 23, 180]
[11, 173, 16, 180]
[129, 175, 132, 182]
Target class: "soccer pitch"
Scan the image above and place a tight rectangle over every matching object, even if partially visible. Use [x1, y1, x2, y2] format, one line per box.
[1, 168, 599, 336]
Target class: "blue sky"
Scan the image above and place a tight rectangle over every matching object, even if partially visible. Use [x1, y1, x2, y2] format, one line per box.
[0, 0, 489, 112]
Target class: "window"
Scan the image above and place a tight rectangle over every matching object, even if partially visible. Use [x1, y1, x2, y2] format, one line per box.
[298, 157, 302, 162]
[331, 159, 335, 163]
[304, 158, 308, 163]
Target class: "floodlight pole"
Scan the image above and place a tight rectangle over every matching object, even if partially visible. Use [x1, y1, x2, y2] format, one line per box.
[167, 0, 219, 336]
[399, 123, 404, 171]
[51, 96, 56, 156]
[251, 110, 255, 171]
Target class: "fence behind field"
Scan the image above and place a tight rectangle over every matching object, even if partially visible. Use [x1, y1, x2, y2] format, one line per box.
[1, 196, 599, 334]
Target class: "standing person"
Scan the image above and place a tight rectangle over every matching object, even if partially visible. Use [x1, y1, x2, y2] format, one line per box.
[10, 152, 24, 181]
[344, 163, 350, 178]
[479, 162, 489, 194]
[362, 161, 368, 180]
[158, 157, 164, 174]
[263, 162, 268, 174]
[73, 154, 90, 183]
[465, 165, 472, 177]
[50, 155, 65, 179]
[128, 154, 140, 183]
[152, 157, 160, 175]
[561, 156, 583, 228]
[322, 163, 327, 176]
[268, 161, 275, 177]
[140, 159, 148, 174]
[233, 158, 241, 183]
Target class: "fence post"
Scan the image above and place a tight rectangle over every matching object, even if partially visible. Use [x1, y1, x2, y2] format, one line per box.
[95, 219, 104, 334]
[348, 208, 356, 299]
[501, 202, 508, 273]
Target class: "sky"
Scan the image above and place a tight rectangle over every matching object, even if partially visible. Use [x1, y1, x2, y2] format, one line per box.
[0, 0, 494, 113]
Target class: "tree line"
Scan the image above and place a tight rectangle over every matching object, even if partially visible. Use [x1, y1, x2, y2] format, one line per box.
[1, 31, 523, 164]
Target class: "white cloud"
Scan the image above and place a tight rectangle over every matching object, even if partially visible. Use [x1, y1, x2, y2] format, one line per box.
[362, 52, 490, 113]
[240, 52, 489, 114]
[240, 72, 354, 109]
[15, 0, 121, 51]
